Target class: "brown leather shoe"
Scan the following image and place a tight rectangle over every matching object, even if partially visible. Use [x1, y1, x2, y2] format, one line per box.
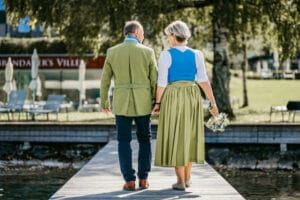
[123, 181, 135, 191]
[139, 179, 149, 189]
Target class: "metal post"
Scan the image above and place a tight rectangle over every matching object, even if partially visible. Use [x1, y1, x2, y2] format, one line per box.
[280, 143, 287, 152]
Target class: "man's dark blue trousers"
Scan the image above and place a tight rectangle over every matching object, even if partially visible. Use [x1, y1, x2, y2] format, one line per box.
[115, 114, 152, 182]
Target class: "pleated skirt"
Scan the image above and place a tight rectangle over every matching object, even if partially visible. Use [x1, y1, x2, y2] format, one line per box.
[154, 81, 205, 167]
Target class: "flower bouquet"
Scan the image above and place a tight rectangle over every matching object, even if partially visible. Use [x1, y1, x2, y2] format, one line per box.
[205, 113, 229, 132]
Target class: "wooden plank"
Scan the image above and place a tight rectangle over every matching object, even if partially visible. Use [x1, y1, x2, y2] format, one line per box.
[50, 140, 245, 200]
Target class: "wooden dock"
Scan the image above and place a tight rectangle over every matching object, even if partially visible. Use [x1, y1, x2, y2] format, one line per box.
[50, 140, 245, 200]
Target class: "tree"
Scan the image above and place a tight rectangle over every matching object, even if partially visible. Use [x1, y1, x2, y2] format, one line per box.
[228, 0, 300, 108]
[227, 1, 263, 108]
[4, 0, 300, 118]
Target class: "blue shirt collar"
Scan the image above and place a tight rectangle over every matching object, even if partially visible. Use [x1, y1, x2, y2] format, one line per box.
[124, 35, 140, 43]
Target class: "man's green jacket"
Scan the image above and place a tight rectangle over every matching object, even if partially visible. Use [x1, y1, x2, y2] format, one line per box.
[100, 41, 158, 116]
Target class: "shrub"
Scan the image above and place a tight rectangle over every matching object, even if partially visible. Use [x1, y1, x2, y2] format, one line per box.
[0, 38, 67, 54]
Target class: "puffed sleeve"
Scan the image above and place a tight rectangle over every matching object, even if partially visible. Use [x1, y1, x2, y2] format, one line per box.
[195, 50, 209, 82]
[157, 50, 171, 87]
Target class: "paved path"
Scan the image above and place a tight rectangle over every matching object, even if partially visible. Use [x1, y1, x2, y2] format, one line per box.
[50, 140, 245, 200]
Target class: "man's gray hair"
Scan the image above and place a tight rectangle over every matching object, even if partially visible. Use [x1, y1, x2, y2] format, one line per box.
[123, 21, 143, 35]
[164, 20, 191, 40]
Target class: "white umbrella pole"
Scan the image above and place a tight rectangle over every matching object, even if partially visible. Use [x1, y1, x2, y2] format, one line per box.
[32, 88, 36, 103]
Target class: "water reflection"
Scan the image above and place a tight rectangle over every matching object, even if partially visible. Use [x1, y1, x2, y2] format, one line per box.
[0, 168, 77, 200]
[218, 169, 300, 200]
[1, 168, 299, 199]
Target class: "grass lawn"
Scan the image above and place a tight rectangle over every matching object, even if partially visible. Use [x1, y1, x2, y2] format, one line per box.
[230, 76, 300, 123]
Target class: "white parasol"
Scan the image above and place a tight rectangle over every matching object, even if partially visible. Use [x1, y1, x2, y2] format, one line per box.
[29, 48, 41, 101]
[3, 57, 16, 101]
[78, 59, 86, 109]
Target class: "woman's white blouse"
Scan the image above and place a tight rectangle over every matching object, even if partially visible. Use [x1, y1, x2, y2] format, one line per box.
[157, 46, 209, 87]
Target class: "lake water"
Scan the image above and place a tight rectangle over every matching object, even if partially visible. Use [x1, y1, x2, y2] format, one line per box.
[218, 169, 300, 200]
[0, 168, 77, 200]
[0, 168, 299, 199]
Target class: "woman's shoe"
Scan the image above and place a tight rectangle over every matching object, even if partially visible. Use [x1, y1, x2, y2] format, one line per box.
[185, 179, 191, 187]
[172, 182, 186, 191]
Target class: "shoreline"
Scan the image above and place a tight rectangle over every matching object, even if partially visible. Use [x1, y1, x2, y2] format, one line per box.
[0, 142, 299, 170]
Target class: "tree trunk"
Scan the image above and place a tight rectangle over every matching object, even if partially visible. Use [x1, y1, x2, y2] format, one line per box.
[241, 35, 249, 107]
[211, 0, 235, 118]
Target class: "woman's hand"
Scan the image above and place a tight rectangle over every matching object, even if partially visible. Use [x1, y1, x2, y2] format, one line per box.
[209, 104, 219, 117]
[198, 81, 219, 117]
[154, 86, 165, 115]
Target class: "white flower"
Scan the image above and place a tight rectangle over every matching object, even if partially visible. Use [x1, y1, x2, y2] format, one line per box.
[205, 113, 230, 132]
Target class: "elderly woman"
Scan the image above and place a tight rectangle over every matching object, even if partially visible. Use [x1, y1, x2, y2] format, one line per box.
[153, 21, 219, 190]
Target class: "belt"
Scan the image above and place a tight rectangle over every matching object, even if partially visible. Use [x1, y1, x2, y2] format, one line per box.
[114, 84, 150, 89]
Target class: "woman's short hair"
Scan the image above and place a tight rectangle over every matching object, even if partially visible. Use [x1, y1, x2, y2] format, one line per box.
[123, 21, 143, 35]
[164, 20, 191, 42]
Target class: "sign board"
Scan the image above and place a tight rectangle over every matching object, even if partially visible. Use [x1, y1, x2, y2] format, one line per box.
[0, 54, 105, 69]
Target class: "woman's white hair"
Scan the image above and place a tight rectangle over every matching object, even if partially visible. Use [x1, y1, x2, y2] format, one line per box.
[164, 20, 191, 40]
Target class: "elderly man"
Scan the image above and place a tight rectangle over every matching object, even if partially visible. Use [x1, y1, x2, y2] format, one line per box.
[100, 21, 157, 191]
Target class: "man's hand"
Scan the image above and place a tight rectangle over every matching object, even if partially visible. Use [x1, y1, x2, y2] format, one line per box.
[152, 104, 160, 116]
[103, 108, 111, 116]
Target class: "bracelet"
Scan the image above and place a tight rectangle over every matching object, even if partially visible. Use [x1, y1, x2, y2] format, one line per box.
[155, 102, 161, 105]
[209, 102, 216, 110]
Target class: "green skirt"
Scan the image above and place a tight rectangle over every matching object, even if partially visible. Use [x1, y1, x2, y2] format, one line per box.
[154, 81, 205, 167]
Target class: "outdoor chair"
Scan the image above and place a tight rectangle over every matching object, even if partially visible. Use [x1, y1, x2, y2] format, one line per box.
[0, 90, 27, 120]
[270, 101, 300, 122]
[287, 101, 300, 122]
[270, 105, 287, 122]
[27, 94, 65, 121]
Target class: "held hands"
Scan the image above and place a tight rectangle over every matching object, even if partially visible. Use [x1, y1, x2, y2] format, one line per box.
[152, 104, 160, 115]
